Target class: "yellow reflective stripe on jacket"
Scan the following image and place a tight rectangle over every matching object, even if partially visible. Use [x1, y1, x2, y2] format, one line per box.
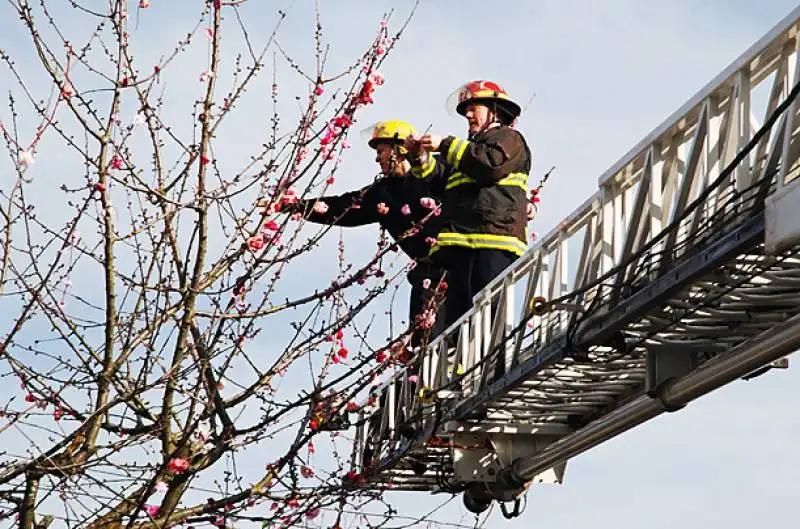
[445, 138, 470, 168]
[431, 232, 527, 256]
[444, 172, 473, 189]
[444, 171, 529, 191]
[410, 155, 436, 179]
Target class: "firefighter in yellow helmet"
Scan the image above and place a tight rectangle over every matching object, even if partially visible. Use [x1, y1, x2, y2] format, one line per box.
[282, 119, 447, 348]
[404, 81, 532, 332]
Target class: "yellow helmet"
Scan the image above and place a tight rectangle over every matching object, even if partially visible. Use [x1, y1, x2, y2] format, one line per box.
[360, 120, 417, 150]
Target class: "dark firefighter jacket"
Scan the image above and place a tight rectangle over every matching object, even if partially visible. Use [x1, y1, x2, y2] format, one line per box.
[410, 125, 532, 257]
[290, 173, 442, 261]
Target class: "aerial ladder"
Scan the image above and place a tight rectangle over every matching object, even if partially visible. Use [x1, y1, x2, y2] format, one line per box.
[343, 6, 800, 517]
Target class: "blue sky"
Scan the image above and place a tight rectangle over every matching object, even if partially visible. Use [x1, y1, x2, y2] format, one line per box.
[2, 1, 800, 528]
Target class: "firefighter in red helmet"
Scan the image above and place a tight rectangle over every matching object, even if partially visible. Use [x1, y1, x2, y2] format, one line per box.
[405, 80, 532, 332]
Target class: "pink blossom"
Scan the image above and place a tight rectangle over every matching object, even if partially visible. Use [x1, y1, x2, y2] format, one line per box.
[204, 28, 213, 39]
[110, 156, 123, 170]
[17, 149, 35, 167]
[144, 505, 159, 517]
[332, 115, 353, 129]
[415, 309, 437, 329]
[369, 72, 385, 86]
[278, 187, 299, 210]
[300, 465, 315, 478]
[155, 481, 168, 493]
[167, 457, 190, 473]
[376, 202, 389, 215]
[408, 375, 418, 383]
[314, 86, 324, 96]
[199, 69, 214, 82]
[313, 201, 328, 214]
[306, 508, 321, 520]
[139, 0, 151, 8]
[422, 278, 431, 289]
[424, 237, 437, 246]
[419, 197, 436, 209]
[400, 204, 411, 215]
[320, 124, 336, 146]
[60, 81, 74, 98]
[247, 236, 265, 252]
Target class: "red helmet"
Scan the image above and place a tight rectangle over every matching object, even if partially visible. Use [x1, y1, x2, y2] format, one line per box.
[446, 80, 522, 121]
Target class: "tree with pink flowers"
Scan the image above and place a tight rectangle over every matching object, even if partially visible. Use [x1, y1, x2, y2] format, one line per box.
[0, 1, 440, 528]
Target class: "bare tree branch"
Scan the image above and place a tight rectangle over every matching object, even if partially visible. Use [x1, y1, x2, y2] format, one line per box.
[0, 1, 433, 527]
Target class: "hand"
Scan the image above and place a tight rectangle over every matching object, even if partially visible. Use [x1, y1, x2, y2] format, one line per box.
[526, 202, 536, 221]
[419, 134, 442, 152]
[403, 134, 422, 157]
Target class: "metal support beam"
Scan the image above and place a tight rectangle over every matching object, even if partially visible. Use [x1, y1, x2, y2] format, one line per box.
[499, 312, 800, 487]
[645, 342, 719, 410]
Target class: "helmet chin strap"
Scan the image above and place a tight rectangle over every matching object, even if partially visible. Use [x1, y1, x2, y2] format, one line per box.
[379, 144, 404, 179]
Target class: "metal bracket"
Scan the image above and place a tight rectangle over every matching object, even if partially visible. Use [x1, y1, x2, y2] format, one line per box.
[765, 136, 800, 254]
[451, 432, 566, 485]
[646, 342, 710, 411]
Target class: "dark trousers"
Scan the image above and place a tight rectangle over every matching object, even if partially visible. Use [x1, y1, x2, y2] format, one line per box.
[438, 247, 518, 333]
[435, 247, 518, 382]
